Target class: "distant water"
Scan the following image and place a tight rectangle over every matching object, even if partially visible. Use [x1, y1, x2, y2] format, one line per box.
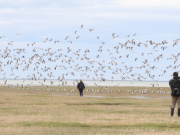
[0, 80, 169, 87]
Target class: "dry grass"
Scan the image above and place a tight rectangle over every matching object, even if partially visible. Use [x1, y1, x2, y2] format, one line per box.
[0, 86, 180, 135]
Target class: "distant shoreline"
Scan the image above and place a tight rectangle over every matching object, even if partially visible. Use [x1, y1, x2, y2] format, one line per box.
[0, 79, 169, 82]
[0, 80, 169, 87]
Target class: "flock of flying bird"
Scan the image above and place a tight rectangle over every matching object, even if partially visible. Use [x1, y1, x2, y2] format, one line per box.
[0, 24, 180, 90]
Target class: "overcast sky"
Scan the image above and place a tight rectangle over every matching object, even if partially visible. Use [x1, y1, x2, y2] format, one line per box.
[1, 0, 180, 38]
[0, 0, 180, 81]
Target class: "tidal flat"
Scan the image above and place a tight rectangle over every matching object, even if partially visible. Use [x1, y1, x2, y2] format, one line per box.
[0, 86, 179, 135]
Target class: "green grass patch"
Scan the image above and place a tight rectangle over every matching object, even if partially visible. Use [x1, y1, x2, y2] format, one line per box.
[20, 94, 51, 97]
[20, 121, 90, 127]
[84, 109, 129, 114]
[67, 102, 134, 106]
[19, 121, 180, 131]
[133, 123, 180, 130]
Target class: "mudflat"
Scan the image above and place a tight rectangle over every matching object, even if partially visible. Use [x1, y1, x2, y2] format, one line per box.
[0, 86, 179, 135]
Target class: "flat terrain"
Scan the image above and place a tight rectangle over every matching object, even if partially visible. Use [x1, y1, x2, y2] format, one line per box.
[0, 86, 180, 135]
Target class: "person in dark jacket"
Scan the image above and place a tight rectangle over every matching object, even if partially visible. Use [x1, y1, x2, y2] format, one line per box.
[169, 72, 180, 117]
[77, 79, 85, 97]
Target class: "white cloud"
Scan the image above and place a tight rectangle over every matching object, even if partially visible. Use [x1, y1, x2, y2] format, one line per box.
[0, 0, 179, 9]
[113, 0, 180, 8]
[0, 0, 179, 42]
[0, 5, 179, 24]
[0, 20, 11, 24]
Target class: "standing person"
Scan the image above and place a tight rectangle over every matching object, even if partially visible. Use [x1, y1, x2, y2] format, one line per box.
[169, 72, 180, 117]
[77, 79, 85, 97]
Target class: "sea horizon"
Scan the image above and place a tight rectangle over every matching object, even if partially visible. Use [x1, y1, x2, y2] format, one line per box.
[0, 79, 169, 87]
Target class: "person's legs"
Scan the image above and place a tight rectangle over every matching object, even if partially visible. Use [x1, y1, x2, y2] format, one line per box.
[171, 96, 177, 116]
[79, 89, 83, 96]
[171, 96, 177, 108]
[177, 97, 180, 116]
[79, 90, 81, 96]
[80, 90, 83, 96]
[81, 90, 83, 97]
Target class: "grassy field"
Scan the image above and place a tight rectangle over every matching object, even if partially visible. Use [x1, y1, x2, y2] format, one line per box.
[0, 86, 180, 135]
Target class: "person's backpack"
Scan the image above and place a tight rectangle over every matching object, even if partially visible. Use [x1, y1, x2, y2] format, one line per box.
[78, 83, 84, 90]
[171, 79, 180, 96]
